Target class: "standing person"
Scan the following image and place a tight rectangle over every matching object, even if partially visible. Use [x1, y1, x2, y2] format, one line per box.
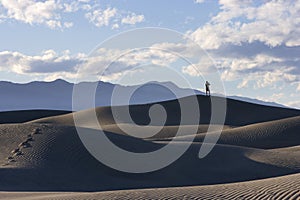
[205, 81, 210, 96]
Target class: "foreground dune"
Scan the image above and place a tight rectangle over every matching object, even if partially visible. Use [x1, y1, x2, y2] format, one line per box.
[1, 173, 300, 199]
[1, 123, 298, 191]
[0, 95, 300, 199]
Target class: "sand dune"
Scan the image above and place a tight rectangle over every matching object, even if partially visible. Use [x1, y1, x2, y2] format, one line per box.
[1, 173, 300, 199]
[0, 95, 300, 199]
[0, 123, 299, 191]
[171, 116, 300, 149]
[31, 95, 300, 127]
[101, 124, 233, 139]
[245, 145, 300, 170]
[0, 110, 70, 124]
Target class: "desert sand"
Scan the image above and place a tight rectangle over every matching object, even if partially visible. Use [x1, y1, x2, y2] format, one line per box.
[0, 95, 300, 199]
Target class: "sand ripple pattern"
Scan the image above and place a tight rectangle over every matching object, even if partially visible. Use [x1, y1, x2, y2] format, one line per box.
[0, 173, 299, 200]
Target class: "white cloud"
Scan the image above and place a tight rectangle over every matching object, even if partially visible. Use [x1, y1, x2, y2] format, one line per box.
[189, 0, 300, 49]
[221, 63, 299, 90]
[43, 71, 79, 81]
[79, 40, 300, 91]
[0, 0, 65, 29]
[85, 6, 145, 28]
[187, 0, 300, 93]
[0, 45, 186, 82]
[220, 57, 298, 87]
[85, 7, 117, 27]
[111, 23, 119, 29]
[64, 1, 80, 13]
[0, 50, 85, 75]
[82, 46, 180, 79]
[218, 0, 252, 9]
[182, 58, 216, 77]
[237, 78, 250, 89]
[0, 0, 143, 29]
[121, 13, 144, 25]
[194, 0, 205, 3]
[0, 40, 298, 95]
[64, 22, 74, 28]
[182, 64, 201, 77]
[63, 0, 92, 13]
[220, 54, 283, 74]
[297, 83, 300, 92]
[46, 20, 62, 29]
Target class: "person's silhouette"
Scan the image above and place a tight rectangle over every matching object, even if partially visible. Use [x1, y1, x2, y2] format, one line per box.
[205, 81, 210, 96]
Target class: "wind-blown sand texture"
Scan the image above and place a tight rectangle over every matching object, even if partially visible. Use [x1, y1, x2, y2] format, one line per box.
[1, 173, 300, 199]
[0, 95, 300, 199]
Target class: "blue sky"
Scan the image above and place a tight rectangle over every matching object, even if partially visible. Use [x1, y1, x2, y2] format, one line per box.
[0, 0, 219, 54]
[0, 0, 299, 108]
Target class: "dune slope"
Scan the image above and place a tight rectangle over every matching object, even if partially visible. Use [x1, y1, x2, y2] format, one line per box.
[1, 122, 299, 191]
[0, 95, 299, 199]
[0, 110, 70, 124]
[1, 173, 299, 200]
[171, 116, 300, 149]
[31, 95, 300, 127]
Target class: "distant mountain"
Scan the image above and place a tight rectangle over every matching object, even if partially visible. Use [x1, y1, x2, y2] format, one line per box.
[0, 79, 289, 111]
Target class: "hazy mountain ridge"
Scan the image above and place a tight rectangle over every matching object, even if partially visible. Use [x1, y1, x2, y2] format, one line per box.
[0, 79, 288, 111]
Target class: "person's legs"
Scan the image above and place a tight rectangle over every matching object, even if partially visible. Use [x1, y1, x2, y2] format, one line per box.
[206, 90, 210, 96]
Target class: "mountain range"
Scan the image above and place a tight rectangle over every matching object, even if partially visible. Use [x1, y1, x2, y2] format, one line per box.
[0, 79, 288, 111]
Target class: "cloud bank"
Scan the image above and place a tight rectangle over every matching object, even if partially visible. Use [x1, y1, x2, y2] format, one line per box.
[188, 0, 300, 91]
[0, 0, 145, 29]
